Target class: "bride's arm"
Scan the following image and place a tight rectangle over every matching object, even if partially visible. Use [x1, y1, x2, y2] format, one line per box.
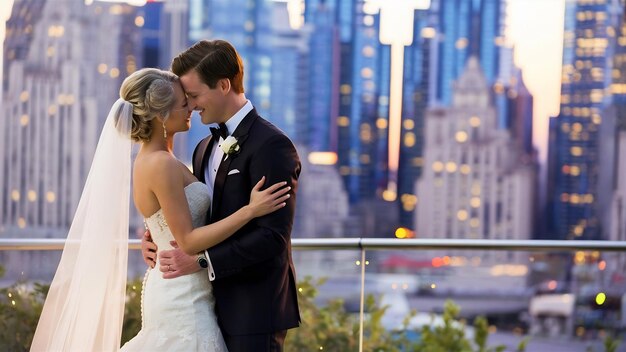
[151, 155, 289, 255]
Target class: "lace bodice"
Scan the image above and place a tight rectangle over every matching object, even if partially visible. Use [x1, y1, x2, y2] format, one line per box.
[144, 182, 210, 249]
[121, 181, 227, 351]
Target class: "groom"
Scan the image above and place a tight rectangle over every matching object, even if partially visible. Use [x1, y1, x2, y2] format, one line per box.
[141, 39, 301, 351]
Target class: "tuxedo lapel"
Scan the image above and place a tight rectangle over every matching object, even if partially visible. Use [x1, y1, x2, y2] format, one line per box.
[210, 109, 258, 222]
[197, 136, 216, 183]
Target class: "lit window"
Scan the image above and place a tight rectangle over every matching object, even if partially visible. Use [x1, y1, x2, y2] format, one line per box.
[469, 116, 481, 127]
[432, 161, 444, 173]
[421, 27, 436, 38]
[592, 114, 602, 125]
[455, 38, 468, 49]
[360, 124, 372, 142]
[493, 82, 504, 94]
[590, 89, 603, 103]
[570, 146, 583, 157]
[455, 131, 468, 143]
[404, 132, 416, 147]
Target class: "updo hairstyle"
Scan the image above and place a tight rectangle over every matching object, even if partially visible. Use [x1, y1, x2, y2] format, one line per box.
[119, 68, 179, 143]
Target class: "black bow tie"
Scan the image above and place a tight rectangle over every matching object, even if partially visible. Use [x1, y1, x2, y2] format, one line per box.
[210, 123, 229, 140]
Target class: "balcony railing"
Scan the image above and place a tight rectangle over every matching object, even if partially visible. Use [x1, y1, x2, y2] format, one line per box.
[2, 238, 626, 351]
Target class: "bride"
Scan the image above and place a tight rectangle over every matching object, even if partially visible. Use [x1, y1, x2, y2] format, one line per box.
[30, 68, 290, 351]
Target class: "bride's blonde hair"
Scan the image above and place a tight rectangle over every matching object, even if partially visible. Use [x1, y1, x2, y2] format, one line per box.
[119, 68, 179, 142]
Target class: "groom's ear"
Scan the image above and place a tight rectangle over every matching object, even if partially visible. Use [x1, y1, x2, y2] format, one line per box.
[219, 78, 231, 95]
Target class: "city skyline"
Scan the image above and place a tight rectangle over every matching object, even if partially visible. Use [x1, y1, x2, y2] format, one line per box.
[1, 0, 564, 165]
[6, 0, 620, 243]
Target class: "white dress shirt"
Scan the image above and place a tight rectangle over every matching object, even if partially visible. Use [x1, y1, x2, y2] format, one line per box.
[204, 100, 253, 281]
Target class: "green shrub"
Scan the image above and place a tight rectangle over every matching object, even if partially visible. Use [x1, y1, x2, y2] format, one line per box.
[0, 282, 47, 351]
[0, 269, 537, 352]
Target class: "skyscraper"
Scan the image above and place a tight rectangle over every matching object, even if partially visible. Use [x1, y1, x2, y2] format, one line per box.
[0, 0, 140, 278]
[306, 0, 340, 152]
[397, 9, 434, 227]
[1, 0, 139, 234]
[431, 0, 503, 106]
[264, 1, 311, 145]
[598, 0, 626, 277]
[334, 0, 384, 203]
[394, 0, 517, 228]
[415, 58, 534, 256]
[548, 0, 623, 240]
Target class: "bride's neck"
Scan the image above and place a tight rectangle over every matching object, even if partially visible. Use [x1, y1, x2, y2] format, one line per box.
[141, 134, 174, 154]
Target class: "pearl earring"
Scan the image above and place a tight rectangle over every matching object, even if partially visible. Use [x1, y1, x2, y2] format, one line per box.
[163, 121, 167, 138]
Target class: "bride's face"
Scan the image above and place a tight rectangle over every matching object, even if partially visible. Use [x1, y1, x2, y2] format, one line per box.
[165, 82, 192, 134]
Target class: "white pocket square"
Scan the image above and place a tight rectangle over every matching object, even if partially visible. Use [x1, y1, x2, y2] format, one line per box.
[227, 169, 240, 176]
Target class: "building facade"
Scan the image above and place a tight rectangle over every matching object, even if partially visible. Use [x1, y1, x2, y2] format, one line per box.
[0, 0, 141, 279]
[415, 58, 534, 261]
[547, 0, 623, 240]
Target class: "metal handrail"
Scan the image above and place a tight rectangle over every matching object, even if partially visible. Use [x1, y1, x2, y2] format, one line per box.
[3, 236, 625, 352]
[1, 237, 626, 251]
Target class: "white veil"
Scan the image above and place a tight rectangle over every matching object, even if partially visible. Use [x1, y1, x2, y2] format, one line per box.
[30, 98, 134, 351]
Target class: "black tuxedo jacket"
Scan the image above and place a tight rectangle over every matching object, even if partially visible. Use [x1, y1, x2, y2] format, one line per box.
[192, 108, 301, 335]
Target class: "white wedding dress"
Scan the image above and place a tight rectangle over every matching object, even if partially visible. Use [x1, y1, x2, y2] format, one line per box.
[121, 182, 228, 351]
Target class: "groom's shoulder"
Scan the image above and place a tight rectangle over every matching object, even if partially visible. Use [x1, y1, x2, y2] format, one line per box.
[252, 115, 290, 141]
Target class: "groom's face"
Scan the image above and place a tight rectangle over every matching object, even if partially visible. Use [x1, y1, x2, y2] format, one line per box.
[180, 70, 225, 125]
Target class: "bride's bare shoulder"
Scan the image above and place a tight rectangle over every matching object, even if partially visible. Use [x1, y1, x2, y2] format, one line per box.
[134, 151, 180, 182]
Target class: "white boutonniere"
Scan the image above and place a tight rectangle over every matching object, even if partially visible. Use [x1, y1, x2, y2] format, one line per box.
[221, 136, 240, 159]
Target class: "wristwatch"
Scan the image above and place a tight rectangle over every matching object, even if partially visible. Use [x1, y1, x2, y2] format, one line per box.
[197, 253, 208, 269]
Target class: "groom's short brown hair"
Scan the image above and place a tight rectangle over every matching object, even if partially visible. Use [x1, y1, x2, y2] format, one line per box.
[171, 39, 245, 94]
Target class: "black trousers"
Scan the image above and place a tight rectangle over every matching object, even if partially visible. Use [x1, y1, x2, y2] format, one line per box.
[223, 330, 287, 352]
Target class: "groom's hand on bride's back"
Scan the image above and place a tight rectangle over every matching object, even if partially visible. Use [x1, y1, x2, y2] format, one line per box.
[159, 241, 202, 279]
[141, 230, 158, 268]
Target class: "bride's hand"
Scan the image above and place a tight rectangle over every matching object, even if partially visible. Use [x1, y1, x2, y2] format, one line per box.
[248, 176, 290, 218]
